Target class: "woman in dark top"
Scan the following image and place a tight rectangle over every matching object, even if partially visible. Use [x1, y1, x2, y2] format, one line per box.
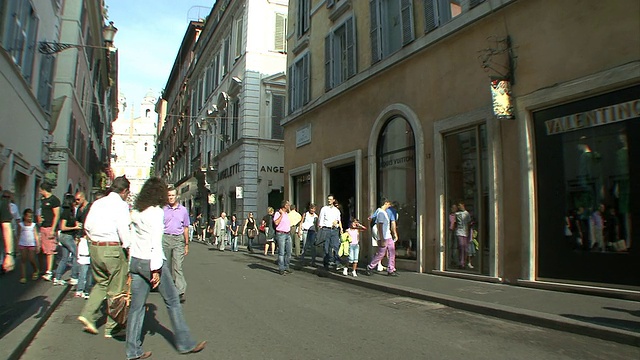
[54, 194, 82, 285]
[262, 207, 275, 256]
[243, 212, 257, 253]
[228, 214, 240, 252]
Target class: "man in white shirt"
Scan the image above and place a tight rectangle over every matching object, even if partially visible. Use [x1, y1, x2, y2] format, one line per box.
[213, 212, 227, 251]
[78, 176, 132, 337]
[318, 194, 343, 271]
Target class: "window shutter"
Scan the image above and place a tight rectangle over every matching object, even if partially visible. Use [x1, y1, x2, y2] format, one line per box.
[423, 0, 437, 33]
[3, 0, 16, 50]
[346, 16, 356, 78]
[400, 0, 414, 45]
[470, 0, 485, 8]
[37, 54, 54, 112]
[275, 13, 286, 52]
[235, 18, 243, 58]
[324, 34, 332, 91]
[303, 0, 310, 33]
[369, 0, 381, 64]
[287, 64, 294, 113]
[222, 37, 230, 75]
[271, 94, 285, 140]
[302, 53, 310, 105]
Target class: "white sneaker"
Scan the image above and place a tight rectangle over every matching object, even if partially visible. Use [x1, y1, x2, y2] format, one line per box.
[352, 270, 358, 277]
[467, 263, 474, 269]
[376, 264, 384, 272]
[68, 278, 78, 285]
[342, 268, 348, 276]
[42, 272, 53, 281]
[53, 278, 67, 286]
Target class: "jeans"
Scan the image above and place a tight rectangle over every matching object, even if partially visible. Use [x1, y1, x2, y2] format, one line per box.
[163, 234, 187, 295]
[300, 230, 317, 263]
[348, 244, 360, 263]
[322, 228, 341, 269]
[230, 235, 238, 251]
[126, 260, 197, 359]
[55, 233, 78, 280]
[276, 232, 292, 271]
[76, 263, 93, 292]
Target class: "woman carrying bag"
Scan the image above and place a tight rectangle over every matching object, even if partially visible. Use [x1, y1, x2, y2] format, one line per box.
[243, 212, 257, 253]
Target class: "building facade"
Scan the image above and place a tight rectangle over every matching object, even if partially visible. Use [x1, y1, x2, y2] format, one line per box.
[283, 0, 639, 292]
[111, 92, 158, 195]
[0, 0, 117, 210]
[155, 0, 289, 224]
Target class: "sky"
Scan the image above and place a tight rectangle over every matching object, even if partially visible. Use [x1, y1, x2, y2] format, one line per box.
[105, 0, 213, 120]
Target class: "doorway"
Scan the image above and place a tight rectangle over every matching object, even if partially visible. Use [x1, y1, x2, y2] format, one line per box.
[329, 164, 356, 229]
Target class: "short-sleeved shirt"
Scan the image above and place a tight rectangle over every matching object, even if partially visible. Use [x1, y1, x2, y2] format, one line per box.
[60, 207, 78, 234]
[163, 204, 190, 235]
[376, 208, 392, 240]
[40, 195, 61, 227]
[273, 210, 290, 233]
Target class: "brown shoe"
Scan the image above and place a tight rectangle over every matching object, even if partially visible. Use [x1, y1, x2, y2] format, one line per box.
[129, 351, 152, 359]
[187, 341, 206, 354]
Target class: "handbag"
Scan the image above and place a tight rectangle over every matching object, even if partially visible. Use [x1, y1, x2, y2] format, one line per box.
[107, 275, 131, 326]
[247, 228, 257, 239]
[259, 224, 266, 232]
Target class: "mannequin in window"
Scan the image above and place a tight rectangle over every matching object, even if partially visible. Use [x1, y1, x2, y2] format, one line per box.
[577, 140, 603, 209]
[614, 133, 630, 249]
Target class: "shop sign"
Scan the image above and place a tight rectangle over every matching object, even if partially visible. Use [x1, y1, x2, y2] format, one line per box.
[379, 154, 414, 169]
[544, 99, 640, 135]
[260, 165, 285, 173]
[218, 163, 240, 180]
[236, 186, 243, 199]
[296, 124, 311, 147]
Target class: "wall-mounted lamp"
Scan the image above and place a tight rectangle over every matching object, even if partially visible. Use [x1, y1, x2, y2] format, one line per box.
[39, 21, 118, 55]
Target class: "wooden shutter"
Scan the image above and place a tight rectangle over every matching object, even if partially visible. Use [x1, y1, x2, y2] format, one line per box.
[222, 37, 230, 75]
[302, 53, 310, 105]
[423, 0, 437, 33]
[369, 0, 381, 64]
[275, 13, 286, 52]
[287, 64, 294, 113]
[303, 0, 310, 33]
[346, 17, 356, 78]
[37, 54, 54, 112]
[271, 94, 285, 140]
[325, 34, 333, 91]
[401, 0, 414, 45]
[235, 18, 243, 58]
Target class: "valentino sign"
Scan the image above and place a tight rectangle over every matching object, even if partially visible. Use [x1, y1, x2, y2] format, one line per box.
[544, 99, 640, 135]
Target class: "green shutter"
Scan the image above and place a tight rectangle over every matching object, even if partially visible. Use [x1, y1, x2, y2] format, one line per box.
[275, 13, 286, 52]
[401, 0, 414, 45]
[346, 17, 356, 78]
[325, 34, 332, 91]
[302, 53, 310, 105]
[370, 0, 380, 63]
[271, 94, 285, 140]
[424, 0, 437, 33]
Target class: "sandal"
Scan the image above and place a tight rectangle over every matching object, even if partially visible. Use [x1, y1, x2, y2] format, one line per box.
[32, 272, 40, 280]
[19, 277, 27, 284]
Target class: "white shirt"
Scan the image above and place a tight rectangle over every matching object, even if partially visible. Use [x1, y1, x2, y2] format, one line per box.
[130, 206, 165, 271]
[376, 207, 392, 240]
[301, 211, 318, 231]
[318, 205, 341, 228]
[84, 192, 131, 248]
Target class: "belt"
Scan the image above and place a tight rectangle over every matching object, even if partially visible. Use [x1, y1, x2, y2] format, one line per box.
[164, 233, 182, 236]
[90, 240, 121, 247]
[321, 226, 337, 229]
[276, 230, 289, 234]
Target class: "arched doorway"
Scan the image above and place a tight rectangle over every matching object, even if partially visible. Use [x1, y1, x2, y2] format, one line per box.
[376, 116, 417, 260]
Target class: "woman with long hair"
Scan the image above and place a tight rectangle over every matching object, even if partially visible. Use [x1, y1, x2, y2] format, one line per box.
[126, 177, 206, 360]
[228, 214, 240, 252]
[242, 212, 257, 253]
[262, 207, 275, 256]
[53, 193, 81, 285]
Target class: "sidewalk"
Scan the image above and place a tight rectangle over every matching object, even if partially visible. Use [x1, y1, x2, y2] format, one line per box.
[246, 251, 640, 347]
[0, 268, 70, 360]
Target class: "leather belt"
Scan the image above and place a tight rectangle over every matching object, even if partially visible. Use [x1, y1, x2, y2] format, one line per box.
[321, 226, 336, 229]
[90, 240, 121, 247]
[276, 230, 289, 234]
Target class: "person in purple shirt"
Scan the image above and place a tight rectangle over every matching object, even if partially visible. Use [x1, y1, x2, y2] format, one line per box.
[163, 187, 190, 303]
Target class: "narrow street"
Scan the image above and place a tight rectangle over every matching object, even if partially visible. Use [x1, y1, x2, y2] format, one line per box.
[20, 243, 639, 360]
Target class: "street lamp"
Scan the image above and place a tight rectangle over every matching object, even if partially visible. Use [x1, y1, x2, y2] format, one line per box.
[39, 21, 118, 55]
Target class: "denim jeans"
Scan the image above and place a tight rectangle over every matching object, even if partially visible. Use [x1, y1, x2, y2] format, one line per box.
[126, 259, 197, 359]
[300, 230, 317, 263]
[76, 263, 93, 292]
[275, 232, 292, 271]
[55, 233, 78, 280]
[348, 244, 360, 263]
[230, 235, 238, 251]
[322, 228, 341, 269]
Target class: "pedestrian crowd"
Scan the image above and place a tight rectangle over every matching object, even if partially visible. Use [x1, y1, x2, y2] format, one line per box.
[0, 178, 206, 360]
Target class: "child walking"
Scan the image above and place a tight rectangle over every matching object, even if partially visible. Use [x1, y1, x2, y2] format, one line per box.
[18, 209, 40, 283]
[75, 236, 92, 299]
[345, 218, 366, 277]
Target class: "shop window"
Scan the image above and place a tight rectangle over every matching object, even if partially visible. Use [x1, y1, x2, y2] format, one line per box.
[293, 173, 312, 211]
[377, 116, 417, 260]
[534, 86, 639, 287]
[443, 124, 489, 274]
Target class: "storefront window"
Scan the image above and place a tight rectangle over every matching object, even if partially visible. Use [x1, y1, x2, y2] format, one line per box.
[443, 124, 489, 275]
[377, 116, 417, 260]
[534, 86, 639, 287]
[293, 173, 312, 211]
